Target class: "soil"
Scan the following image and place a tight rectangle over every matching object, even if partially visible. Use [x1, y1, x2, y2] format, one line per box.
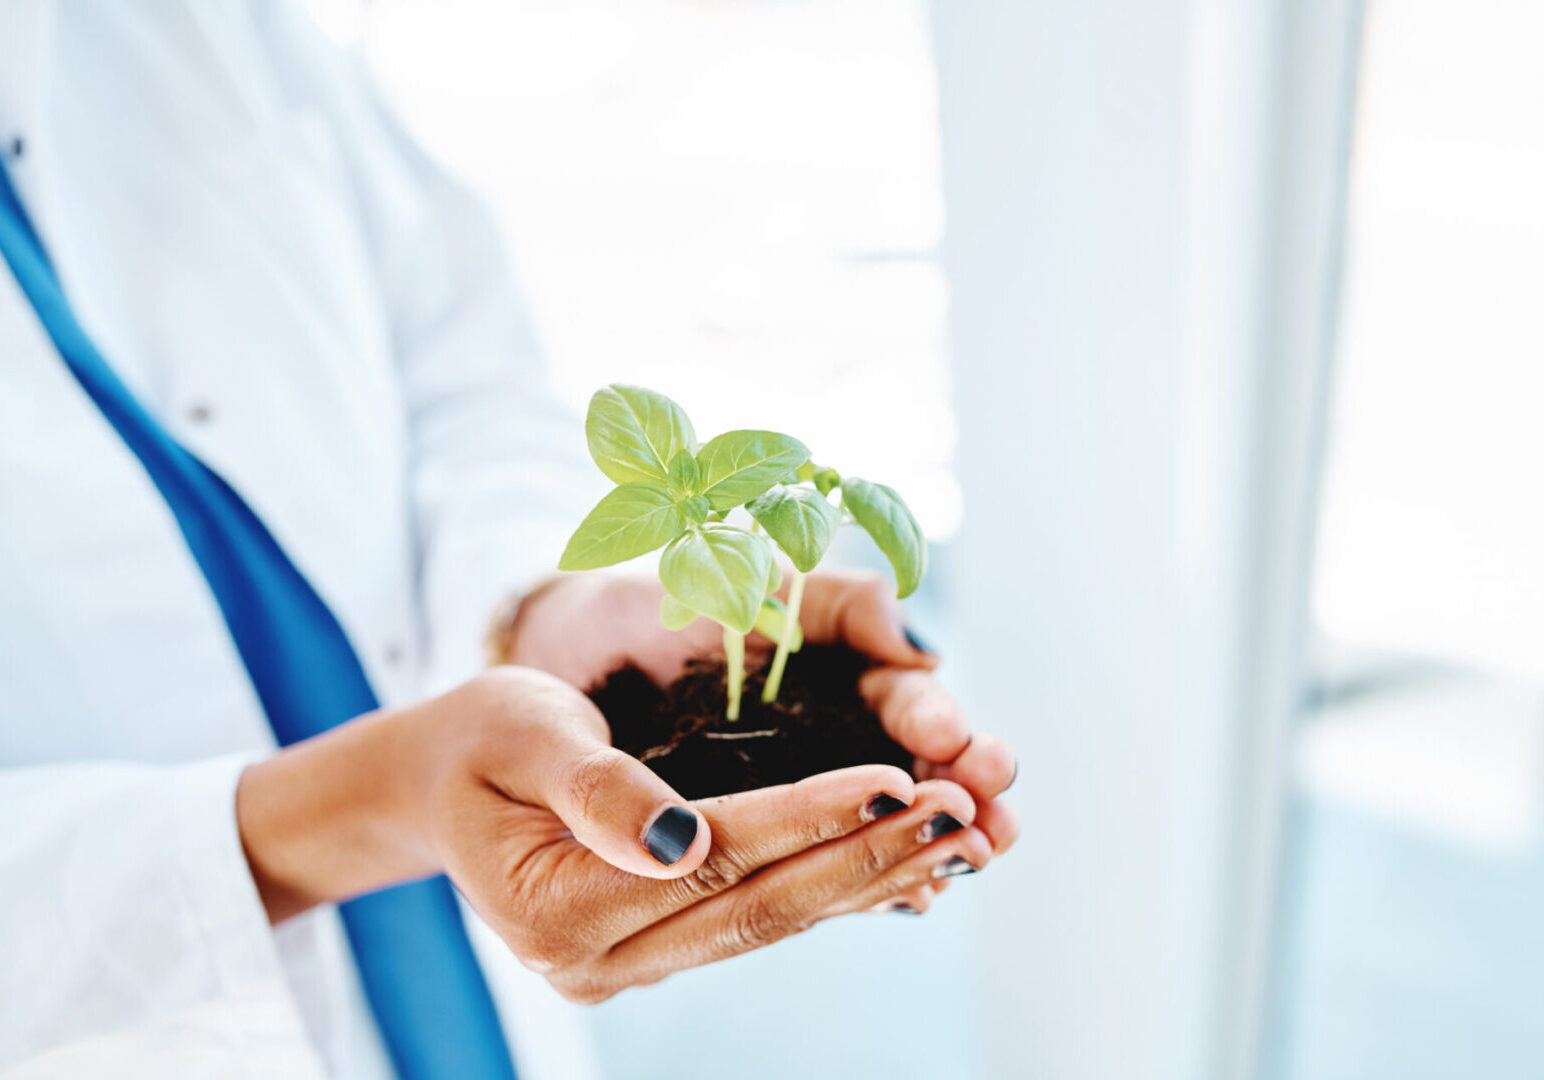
[591, 644, 913, 800]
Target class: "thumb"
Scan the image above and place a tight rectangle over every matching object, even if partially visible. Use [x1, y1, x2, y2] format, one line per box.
[502, 672, 711, 878]
[544, 744, 712, 879]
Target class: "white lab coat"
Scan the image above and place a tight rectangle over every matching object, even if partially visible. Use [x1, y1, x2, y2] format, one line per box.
[0, 2, 600, 1077]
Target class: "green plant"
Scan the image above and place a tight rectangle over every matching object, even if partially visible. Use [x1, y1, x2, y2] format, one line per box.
[559, 384, 927, 719]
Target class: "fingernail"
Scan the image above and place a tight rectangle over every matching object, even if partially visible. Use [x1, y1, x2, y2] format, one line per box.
[904, 626, 936, 655]
[933, 856, 978, 879]
[1007, 758, 1020, 791]
[862, 793, 910, 822]
[919, 811, 966, 843]
[644, 806, 699, 866]
[890, 902, 921, 914]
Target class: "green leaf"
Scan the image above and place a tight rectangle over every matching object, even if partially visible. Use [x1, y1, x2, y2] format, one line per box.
[558, 483, 690, 571]
[795, 462, 817, 483]
[695, 430, 811, 511]
[658, 526, 773, 634]
[659, 593, 700, 631]
[813, 466, 842, 496]
[585, 385, 697, 485]
[747, 487, 840, 573]
[681, 494, 712, 525]
[754, 597, 803, 651]
[841, 476, 927, 598]
[666, 449, 702, 498]
[766, 558, 783, 596]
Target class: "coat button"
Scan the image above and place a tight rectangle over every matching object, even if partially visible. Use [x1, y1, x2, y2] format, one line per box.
[186, 401, 214, 424]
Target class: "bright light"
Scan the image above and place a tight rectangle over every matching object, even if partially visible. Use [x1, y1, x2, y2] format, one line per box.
[315, 0, 959, 538]
[1312, 0, 1544, 681]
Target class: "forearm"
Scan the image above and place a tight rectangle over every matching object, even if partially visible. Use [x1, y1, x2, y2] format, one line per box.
[235, 704, 442, 924]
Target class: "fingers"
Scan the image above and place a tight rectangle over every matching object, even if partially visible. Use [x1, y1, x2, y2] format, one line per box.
[797, 574, 938, 670]
[691, 764, 917, 889]
[576, 763, 918, 944]
[830, 820, 998, 919]
[567, 779, 974, 1000]
[865, 798, 1020, 916]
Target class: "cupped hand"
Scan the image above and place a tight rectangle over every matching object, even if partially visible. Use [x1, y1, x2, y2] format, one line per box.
[237, 667, 1012, 1002]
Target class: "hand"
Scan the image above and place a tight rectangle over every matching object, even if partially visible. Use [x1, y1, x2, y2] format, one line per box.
[236, 667, 1008, 1000]
[503, 571, 1019, 910]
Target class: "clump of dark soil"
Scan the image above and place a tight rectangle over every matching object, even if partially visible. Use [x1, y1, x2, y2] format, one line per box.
[591, 644, 913, 800]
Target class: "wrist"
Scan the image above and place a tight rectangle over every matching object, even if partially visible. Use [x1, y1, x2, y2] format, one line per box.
[236, 703, 445, 923]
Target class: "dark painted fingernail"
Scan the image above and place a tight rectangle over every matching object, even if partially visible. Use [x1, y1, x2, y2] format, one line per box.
[933, 856, 978, 879]
[904, 626, 936, 655]
[919, 811, 966, 843]
[863, 793, 910, 822]
[644, 806, 699, 866]
[890, 902, 921, 914]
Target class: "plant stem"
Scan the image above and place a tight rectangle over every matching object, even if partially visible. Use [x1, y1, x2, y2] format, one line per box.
[723, 625, 746, 720]
[761, 569, 805, 704]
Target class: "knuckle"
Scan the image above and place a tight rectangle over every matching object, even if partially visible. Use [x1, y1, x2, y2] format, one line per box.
[849, 832, 889, 878]
[562, 751, 626, 820]
[687, 846, 752, 896]
[729, 893, 802, 952]
[811, 812, 848, 845]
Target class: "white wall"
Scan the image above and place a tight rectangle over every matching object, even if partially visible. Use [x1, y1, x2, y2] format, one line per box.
[934, 2, 1361, 1077]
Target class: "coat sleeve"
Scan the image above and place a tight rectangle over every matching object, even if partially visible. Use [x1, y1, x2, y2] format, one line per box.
[256, 3, 601, 693]
[0, 756, 327, 1076]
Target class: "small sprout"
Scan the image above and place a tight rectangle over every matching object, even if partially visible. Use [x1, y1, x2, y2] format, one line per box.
[560, 384, 927, 719]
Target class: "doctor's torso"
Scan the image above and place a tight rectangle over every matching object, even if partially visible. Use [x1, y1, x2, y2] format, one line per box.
[0, 3, 421, 761]
[0, 4, 597, 1077]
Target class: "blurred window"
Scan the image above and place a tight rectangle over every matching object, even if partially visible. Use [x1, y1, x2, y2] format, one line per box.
[308, 0, 959, 540]
[1274, 4, 1544, 1076]
[1297, 0, 1544, 844]
[1311, 0, 1544, 685]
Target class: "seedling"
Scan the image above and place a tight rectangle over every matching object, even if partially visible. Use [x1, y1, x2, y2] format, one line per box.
[559, 384, 926, 720]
